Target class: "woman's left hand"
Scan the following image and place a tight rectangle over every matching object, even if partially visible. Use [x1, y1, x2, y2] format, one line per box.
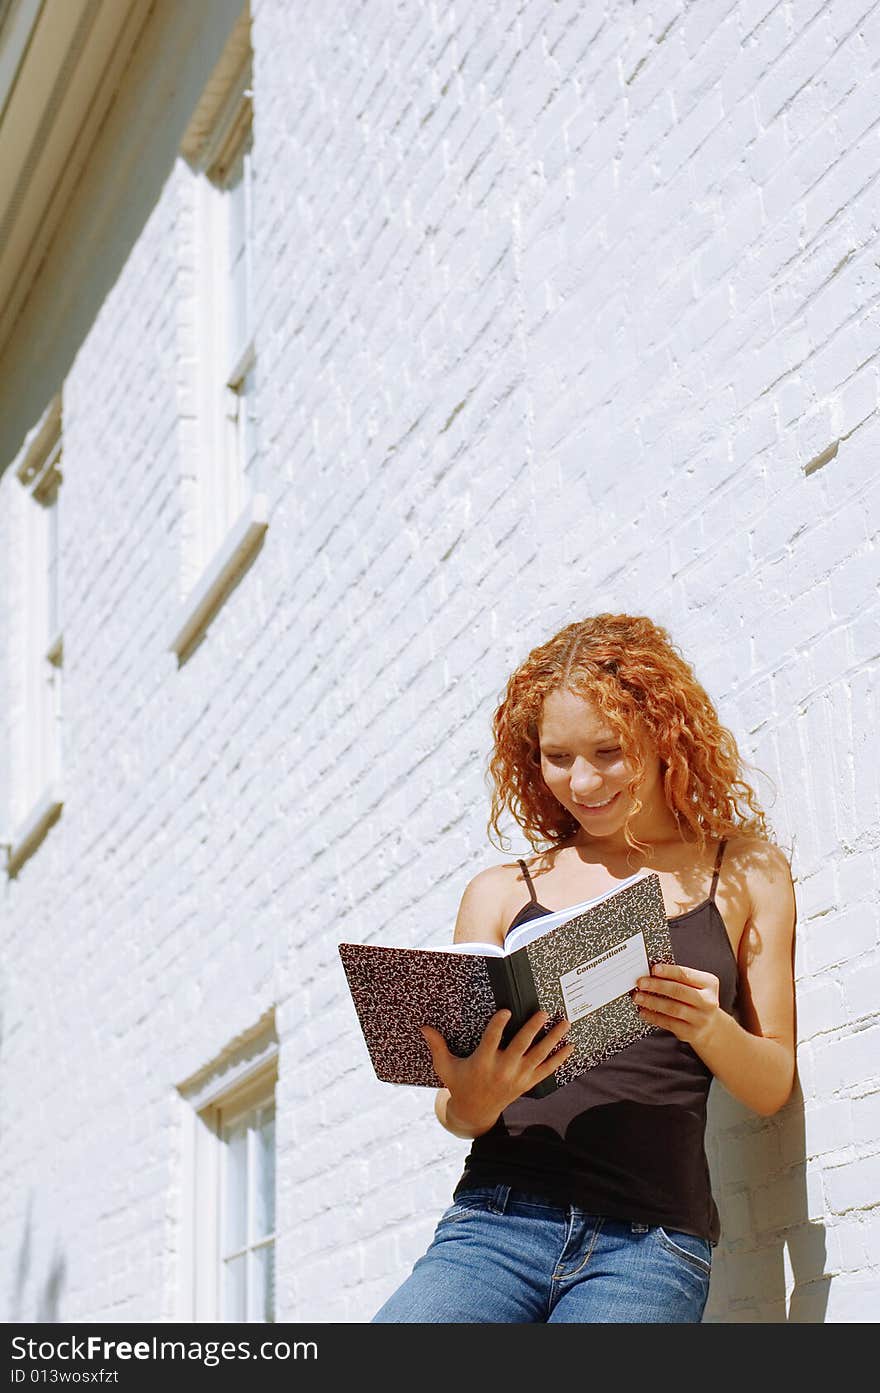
[632, 963, 722, 1048]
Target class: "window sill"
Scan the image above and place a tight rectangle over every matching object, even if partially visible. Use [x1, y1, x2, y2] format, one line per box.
[169, 493, 268, 664]
[5, 782, 63, 877]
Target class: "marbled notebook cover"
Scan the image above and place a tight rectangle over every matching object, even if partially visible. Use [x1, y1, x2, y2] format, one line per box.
[524, 871, 675, 1091]
[338, 943, 498, 1088]
[339, 872, 676, 1094]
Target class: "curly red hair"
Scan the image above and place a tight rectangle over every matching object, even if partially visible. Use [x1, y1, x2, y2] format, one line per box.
[487, 613, 773, 858]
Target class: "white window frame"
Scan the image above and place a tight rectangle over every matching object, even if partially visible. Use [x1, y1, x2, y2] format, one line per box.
[4, 396, 63, 876]
[197, 76, 257, 553]
[217, 1077, 276, 1323]
[169, 18, 267, 665]
[177, 1016, 277, 1322]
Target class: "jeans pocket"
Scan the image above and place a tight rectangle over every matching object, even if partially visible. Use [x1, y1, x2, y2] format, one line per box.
[655, 1226, 712, 1278]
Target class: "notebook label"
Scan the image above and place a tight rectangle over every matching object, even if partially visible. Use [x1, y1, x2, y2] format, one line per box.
[559, 931, 649, 1022]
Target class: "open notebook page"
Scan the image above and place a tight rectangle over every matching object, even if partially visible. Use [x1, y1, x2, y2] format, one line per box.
[438, 868, 654, 957]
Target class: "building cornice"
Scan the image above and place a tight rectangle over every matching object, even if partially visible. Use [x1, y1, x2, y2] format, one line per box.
[0, 0, 154, 363]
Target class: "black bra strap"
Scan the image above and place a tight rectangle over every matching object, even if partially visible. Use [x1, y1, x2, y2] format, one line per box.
[709, 839, 727, 902]
[517, 858, 538, 904]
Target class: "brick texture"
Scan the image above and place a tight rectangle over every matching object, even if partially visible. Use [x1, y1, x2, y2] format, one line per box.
[1, 0, 877, 1324]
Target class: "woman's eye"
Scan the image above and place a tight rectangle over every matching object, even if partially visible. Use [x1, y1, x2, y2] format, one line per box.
[544, 748, 620, 760]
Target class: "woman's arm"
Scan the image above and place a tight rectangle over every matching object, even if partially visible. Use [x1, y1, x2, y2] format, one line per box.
[434, 1086, 496, 1139]
[700, 842, 797, 1115]
[634, 841, 797, 1116]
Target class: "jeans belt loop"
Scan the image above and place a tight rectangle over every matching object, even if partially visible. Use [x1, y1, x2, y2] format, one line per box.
[492, 1183, 511, 1214]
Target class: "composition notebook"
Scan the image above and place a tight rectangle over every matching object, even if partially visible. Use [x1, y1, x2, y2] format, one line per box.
[338, 869, 675, 1099]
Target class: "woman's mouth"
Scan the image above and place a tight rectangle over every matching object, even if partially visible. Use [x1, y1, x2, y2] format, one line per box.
[574, 791, 621, 815]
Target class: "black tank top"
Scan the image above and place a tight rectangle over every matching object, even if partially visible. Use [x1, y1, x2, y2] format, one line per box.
[453, 839, 738, 1245]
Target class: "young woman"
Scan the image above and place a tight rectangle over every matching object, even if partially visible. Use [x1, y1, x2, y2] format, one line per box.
[371, 613, 797, 1324]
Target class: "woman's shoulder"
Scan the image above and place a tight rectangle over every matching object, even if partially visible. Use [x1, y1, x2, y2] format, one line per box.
[721, 833, 793, 883]
[453, 859, 528, 945]
[458, 837, 794, 934]
[460, 856, 537, 905]
[721, 833, 795, 918]
[455, 856, 544, 944]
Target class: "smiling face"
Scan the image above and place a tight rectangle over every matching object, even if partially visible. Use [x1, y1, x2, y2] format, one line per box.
[537, 687, 675, 850]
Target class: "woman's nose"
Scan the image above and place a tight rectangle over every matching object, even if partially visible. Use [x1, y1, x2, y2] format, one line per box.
[570, 759, 604, 794]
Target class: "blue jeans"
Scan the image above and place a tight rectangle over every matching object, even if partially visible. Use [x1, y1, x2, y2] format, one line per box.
[371, 1184, 712, 1323]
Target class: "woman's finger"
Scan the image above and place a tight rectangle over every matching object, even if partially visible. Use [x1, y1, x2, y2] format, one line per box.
[507, 1009, 556, 1054]
[636, 978, 699, 1006]
[419, 1024, 451, 1070]
[525, 1015, 571, 1056]
[533, 1040, 575, 1082]
[650, 962, 717, 989]
[478, 1008, 513, 1052]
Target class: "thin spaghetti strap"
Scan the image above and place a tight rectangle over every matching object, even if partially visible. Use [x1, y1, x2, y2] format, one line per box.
[518, 858, 538, 904]
[709, 838, 727, 902]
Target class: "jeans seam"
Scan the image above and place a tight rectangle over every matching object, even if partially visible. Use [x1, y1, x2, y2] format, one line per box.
[551, 1215, 604, 1282]
[655, 1226, 712, 1277]
[550, 1206, 576, 1285]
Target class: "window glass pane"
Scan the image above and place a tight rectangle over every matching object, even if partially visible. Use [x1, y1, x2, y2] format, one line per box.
[244, 142, 254, 311]
[223, 1253, 247, 1322]
[43, 660, 60, 785]
[252, 1243, 275, 1324]
[216, 1072, 275, 1323]
[253, 1104, 275, 1240]
[222, 1120, 248, 1254]
[47, 494, 59, 639]
[241, 364, 258, 488]
[221, 391, 243, 526]
[226, 149, 245, 258]
[30, 493, 47, 648]
[227, 154, 247, 356]
[30, 504, 52, 794]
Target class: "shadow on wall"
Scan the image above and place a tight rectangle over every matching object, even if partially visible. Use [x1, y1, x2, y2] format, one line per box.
[705, 1079, 829, 1323]
[9, 1192, 67, 1323]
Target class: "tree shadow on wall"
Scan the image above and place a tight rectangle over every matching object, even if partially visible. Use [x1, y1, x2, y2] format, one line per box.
[703, 1077, 830, 1323]
[9, 1192, 67, 1323]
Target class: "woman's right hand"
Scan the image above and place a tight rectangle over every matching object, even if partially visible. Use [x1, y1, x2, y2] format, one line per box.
[420, 1009, 574, 1134]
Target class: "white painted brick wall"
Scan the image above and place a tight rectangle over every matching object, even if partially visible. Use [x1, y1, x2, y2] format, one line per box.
[1, 0, 878, 1325]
